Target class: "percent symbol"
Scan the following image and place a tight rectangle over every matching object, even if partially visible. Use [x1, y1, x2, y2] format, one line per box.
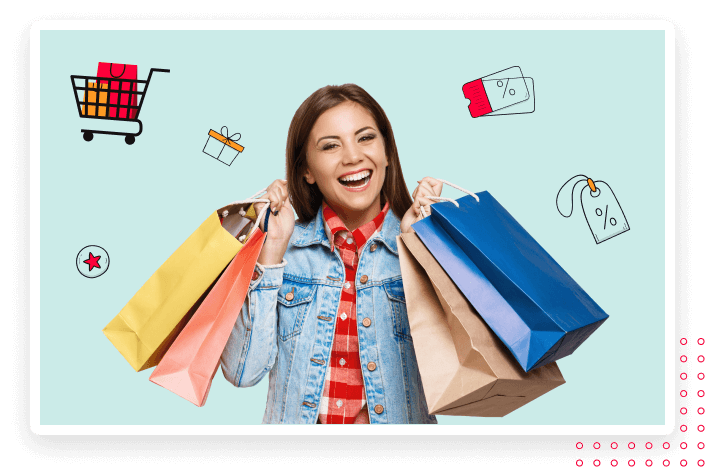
[595, 205, 617, 229]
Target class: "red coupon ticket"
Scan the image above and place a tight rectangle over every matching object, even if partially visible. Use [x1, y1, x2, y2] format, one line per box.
[462, 66, 531, 118]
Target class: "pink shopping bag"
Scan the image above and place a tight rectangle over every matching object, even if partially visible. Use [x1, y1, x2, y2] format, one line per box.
[97, 62, 138, 119]
[149, 224, 267, 406]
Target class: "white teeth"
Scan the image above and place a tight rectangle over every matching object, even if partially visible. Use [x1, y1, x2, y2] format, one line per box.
[340, 170, 371, 182]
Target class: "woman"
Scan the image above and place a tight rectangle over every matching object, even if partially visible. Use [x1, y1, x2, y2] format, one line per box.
[221, 83, 443, 424]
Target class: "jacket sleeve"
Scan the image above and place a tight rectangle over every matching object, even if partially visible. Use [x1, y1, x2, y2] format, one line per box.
[220, 258, 286, 387]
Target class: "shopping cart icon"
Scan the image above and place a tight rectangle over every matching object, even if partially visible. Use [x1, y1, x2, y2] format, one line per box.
[70, 68, 170, 144]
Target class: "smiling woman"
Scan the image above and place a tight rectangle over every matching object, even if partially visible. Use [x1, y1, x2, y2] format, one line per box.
[220, 84, 443, 424]
[287, 84, 414, 227]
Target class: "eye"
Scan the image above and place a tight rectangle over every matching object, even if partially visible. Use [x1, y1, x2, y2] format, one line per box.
[321, 142, 339, 151]
[359, 134, 376, 142]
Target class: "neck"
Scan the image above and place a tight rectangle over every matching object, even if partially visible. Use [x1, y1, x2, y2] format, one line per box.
[327, 195, 382, 231]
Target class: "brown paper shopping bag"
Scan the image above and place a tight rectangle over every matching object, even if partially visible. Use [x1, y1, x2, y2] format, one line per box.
[398, 232, 565, 417]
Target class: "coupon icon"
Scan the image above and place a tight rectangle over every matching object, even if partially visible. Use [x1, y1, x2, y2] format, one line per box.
[462, 66, 535, 118]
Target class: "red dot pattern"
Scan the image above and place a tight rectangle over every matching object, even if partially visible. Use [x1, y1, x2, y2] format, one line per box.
[574, 336, 704, 468]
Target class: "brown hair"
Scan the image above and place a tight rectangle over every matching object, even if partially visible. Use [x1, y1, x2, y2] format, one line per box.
[286, 84, 413, 223]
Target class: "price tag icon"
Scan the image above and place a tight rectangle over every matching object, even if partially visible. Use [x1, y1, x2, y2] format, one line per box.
[580, 180, 629, 244]
[557, 175, 630, 244]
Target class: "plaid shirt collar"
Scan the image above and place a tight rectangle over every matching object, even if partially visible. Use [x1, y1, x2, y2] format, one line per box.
[322, 201, 390, 252]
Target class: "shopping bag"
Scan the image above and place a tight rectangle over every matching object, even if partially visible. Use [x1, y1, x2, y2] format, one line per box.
[81, 82, 108, 117]
[103, 201, 257, 372]
[97, 62, 138, 119]
[203, 127, 245, 166]
[398, 232, 565, 416]
[412, 185, 609, 372]
[149, 207, 269, 406]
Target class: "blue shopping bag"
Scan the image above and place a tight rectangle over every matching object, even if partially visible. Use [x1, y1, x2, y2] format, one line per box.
[412, 190, 608, 372]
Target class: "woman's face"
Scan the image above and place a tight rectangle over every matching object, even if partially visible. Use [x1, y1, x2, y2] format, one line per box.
[304, 101, 388, 222]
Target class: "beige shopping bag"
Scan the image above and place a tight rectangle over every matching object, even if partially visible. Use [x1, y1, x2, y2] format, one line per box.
[398, 232, 565, 416]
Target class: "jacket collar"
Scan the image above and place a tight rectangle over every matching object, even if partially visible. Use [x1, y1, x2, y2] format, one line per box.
[292, 205, 400, 255]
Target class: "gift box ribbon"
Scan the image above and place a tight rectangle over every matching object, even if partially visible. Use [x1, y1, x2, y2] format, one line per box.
[209, 127, 244, 152]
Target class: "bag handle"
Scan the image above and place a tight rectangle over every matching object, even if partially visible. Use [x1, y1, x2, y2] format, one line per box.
[109, 63, 127, 78]
[418, 179, 480, 218]
[222, 188, 271, 240]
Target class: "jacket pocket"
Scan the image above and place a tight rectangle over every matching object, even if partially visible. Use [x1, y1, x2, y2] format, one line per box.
[383, 279, 413, 342]
[277, 280, 316, 341]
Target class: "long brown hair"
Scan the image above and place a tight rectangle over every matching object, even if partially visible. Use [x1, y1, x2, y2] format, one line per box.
[286, 84, 413, 223]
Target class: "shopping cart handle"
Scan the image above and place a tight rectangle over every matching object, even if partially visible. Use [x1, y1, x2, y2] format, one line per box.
[150, 68, 170, 73]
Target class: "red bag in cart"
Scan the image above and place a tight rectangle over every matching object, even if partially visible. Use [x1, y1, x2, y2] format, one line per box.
[97, 62, 138, 119]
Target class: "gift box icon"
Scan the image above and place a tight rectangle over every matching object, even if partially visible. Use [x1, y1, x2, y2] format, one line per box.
[203, 127, 244, 166]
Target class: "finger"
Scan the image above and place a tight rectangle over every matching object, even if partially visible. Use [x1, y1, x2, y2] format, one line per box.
[420, 177, 443, 196]
[416, 182, 435, 198]
[272, 187, 285, 216]
[267, 191, 281, 213]
[417, 196, 434, 208]
[274, 186, 287, 212]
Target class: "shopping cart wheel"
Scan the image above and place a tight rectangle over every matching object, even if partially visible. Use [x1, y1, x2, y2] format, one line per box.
[125, 135, 136, 145]
[83, 132, 94, 142]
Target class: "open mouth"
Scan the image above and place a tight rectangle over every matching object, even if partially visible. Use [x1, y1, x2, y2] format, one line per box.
[338, 169, 372, 189]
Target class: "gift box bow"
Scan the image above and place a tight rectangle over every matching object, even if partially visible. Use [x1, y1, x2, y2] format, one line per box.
[209, 127, 244, 152]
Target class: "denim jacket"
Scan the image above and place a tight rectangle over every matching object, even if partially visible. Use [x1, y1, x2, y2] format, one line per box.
[220, 206, 437, 424]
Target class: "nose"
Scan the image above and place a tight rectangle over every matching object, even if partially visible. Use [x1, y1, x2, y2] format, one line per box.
[342, 141, 363, 165]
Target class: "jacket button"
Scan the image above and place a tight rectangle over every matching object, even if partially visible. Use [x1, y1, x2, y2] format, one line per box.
[374, 404, 384, 414]
[251, 270, 260, 281]
[367, 362, 377, 371]
[370, 243, 378, 252]
[285, 290, 294, 301]
[362, 317, 371, 327]
[360, 275, 368, 284]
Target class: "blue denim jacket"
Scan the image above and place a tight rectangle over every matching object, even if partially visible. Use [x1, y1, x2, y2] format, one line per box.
[220, 206, 437, 424]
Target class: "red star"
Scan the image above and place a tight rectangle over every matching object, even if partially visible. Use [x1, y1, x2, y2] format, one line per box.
[83, 252, 101, 271]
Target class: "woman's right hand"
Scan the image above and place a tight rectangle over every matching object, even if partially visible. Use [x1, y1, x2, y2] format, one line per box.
[252, 179, 295, 266]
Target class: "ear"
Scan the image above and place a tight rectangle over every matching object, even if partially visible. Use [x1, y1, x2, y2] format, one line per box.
[303, 168, 316, 185]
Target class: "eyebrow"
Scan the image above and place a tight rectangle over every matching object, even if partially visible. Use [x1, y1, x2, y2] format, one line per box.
[316, 126, 375, 145]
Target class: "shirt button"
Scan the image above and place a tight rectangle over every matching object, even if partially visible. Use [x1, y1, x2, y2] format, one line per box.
[374, 404, 384, 414]
[370, 243, 377, 252]
[339, 358, 346, 366]
[344, 282, 351, 289]
[251, 270, 260, 281]
[360, 275, 368, 284]
[346, 237, 353, 245]
[285, 291, 294, 301]
[362, 317, 371, 327]
[367, 362, 377, 371]
[340, 312, 347, 321]
[336, 400, 343, 408]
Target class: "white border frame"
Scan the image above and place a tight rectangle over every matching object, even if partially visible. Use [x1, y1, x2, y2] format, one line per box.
[29, 19, 675, 436]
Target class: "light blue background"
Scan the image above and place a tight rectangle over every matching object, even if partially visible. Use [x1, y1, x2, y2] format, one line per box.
[40, 29, 666, 425]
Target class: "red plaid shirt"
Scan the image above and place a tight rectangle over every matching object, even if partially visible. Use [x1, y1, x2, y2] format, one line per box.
[317, 201, 389, 424]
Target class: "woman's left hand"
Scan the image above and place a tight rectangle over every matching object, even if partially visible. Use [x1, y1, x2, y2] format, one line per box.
[400, 177, 443, 234]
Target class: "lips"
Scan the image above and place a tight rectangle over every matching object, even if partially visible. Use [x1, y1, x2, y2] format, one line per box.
[338, 169, 372, 189]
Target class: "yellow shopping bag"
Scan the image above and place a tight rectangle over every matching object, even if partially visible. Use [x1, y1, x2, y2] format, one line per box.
[103, 201, 260, 371]
[81, 82, 109, 117]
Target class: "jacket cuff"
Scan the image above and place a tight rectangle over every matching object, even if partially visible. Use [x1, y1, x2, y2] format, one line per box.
[250, 258, 287, 290]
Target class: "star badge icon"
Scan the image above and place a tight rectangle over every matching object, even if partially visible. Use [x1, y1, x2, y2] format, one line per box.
[83, 252, 101, 271]
[76, 245, 110, 278]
